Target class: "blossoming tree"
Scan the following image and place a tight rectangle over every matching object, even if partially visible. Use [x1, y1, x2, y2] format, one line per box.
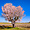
[2, 3, 24, 27]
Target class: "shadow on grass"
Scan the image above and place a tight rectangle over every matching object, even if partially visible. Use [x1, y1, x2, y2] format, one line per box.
[0, 26, 13, 29]
[6, 27, 13, 29]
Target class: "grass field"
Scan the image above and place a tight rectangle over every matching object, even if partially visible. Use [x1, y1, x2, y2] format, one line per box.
[0, 26, 30, 30]
[0, 23, 30, 24]
[0, 23, 30, 30]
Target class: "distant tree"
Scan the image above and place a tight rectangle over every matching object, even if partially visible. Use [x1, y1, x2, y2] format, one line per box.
[2, 3, 24, 27]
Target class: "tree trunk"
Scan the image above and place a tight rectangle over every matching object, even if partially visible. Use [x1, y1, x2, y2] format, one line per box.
[12, 23, 15, 28]
[11, 20, 15, 28]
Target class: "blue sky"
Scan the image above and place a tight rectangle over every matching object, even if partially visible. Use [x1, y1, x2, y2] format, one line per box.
[0, 0, 30, 23]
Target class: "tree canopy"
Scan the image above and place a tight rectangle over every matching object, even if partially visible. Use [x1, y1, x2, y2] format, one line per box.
[2, 3, 24, 21]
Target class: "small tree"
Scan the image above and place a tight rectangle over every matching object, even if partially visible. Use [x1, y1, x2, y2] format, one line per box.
[2, 3, 24, 27]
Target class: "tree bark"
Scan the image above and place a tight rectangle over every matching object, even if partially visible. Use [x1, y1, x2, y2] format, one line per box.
[11, 20, 15, 28]
[12, 23, 15, 28]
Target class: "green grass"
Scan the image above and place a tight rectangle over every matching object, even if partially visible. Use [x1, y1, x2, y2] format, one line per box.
[0, 27, 20, 30]
[0, 27, 30, 30]
[0, 23, 30, 30]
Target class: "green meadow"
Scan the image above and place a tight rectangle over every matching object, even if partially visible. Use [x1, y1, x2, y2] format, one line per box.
[0, 23, 30, 30]
[0, 27, 30, 30]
